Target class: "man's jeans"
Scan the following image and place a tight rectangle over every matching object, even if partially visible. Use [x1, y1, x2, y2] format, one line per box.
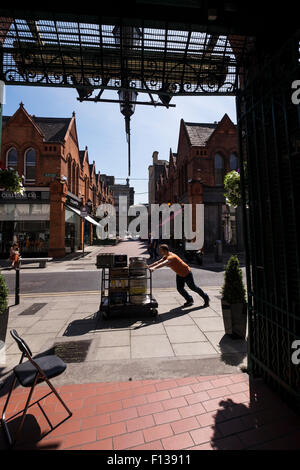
[176, 272, 207, 302]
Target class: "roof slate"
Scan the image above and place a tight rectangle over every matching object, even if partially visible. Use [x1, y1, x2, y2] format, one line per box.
[184, 122, 218, 146]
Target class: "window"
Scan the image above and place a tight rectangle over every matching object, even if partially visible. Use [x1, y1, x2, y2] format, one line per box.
[214, 153, 224, 186]
[67, 158, 72, 191]
[6, 148, 18, 169]
[230, 153, 239, 171]
[24, 148, 36, 182]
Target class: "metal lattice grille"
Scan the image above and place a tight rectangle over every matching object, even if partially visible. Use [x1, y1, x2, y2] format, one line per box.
[0, 17, 251, 95]
[237, 32, 300, 405]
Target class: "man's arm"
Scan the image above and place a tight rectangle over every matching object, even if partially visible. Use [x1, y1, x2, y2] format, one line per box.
[149, 258, 169, 271]
[148, 257, 165, 268]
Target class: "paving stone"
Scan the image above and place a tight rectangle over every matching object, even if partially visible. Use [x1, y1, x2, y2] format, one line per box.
[26, 319, 67, 334]
[131, 335, 174, 359]
[161, 314, 195, 326]
[205, 331, 247, 354]
[165, 325, 207, 343]
[98, 330, 130, 347]
[131, 322, 166, 336]
[193, 317, 225, 332]
[172, 342, 218, 357]
[94, 346, 131, 360]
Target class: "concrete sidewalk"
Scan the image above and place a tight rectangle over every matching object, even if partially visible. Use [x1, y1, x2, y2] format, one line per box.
[0, 287, 247, 384]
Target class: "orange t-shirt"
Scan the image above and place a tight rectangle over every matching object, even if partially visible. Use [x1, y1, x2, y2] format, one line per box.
[164, 252, 191, 277]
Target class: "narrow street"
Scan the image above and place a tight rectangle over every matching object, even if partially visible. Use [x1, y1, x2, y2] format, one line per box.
[0, 240, 246, 295]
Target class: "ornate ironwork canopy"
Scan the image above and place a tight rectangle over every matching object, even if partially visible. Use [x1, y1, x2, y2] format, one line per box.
[0, 17, 252, 99]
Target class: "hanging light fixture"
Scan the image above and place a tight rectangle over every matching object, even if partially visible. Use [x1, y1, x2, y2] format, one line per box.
[118, 88, 138, 176]
[113, 25, 141, 176]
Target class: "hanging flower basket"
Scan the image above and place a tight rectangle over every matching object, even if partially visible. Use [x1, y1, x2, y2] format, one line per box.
[0, 168, 24, 194]
[224, 170, 242, 207]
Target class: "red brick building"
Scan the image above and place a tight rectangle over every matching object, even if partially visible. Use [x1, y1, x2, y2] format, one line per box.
[0, 103, 114, 258]
[156, 114, 244, 251]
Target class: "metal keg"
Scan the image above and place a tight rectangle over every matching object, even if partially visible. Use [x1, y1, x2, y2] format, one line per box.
[129, 276, 147, 304]
[129, 257, 147, 304]
[129, 257, 147, 276]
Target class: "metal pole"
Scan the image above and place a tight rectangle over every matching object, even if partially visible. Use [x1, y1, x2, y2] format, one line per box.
[15, 266, 20, 305]
[82, 219, 85, 256]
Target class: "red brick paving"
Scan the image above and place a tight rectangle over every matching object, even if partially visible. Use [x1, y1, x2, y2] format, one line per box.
[1, 373, 300, 450]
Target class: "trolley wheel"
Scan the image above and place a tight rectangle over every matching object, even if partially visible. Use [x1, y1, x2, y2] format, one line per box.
[151, 309, 158, 317]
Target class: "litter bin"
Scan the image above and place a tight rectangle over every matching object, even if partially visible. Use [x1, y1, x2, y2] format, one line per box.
[214, 240, 222, 262]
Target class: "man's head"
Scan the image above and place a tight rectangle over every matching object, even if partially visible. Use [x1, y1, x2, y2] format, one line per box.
[159, 244, 169, 256]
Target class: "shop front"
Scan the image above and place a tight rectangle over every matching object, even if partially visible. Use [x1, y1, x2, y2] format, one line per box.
[0, 189, 50, 258]
[65, 193, 99, 253]
[65, 194, 82, 253]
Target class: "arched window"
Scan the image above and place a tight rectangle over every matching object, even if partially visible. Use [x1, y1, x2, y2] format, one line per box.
[72, 162, 76, 194]
[24, 148, 36, 182]
[67, 157, 72, 191]
[76, 166, 79, 196]
[6, 148, 18, 169]
[230, 153, 239, 171]
[214, 153, 224, 186]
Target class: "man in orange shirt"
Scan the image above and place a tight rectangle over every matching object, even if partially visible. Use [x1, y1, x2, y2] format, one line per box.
[148, 244, 209, 308]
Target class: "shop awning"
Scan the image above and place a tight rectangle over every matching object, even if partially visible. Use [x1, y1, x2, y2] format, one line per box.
[65, 204, 100, 226]
[85, 215, 100, 226]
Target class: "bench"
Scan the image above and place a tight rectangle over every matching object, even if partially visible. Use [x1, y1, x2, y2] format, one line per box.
[19, 257, 53, 268]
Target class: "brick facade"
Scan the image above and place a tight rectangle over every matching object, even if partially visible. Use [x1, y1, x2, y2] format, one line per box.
[0, 103, 114, 257]
[155, 114, 244, 251]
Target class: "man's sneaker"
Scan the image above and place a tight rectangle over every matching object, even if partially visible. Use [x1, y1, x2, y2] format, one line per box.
[203, 295, 210, 307]
[183, 300, 194, 307]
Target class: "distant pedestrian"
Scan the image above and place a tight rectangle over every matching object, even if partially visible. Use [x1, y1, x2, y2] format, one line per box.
[9, 243, 20, 269]
[152, 238, 159, 259]
[148, 233, 153, 258]
[148, 244, 210, 307]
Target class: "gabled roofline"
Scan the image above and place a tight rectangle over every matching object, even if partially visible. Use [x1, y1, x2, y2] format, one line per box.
[3, 102, 45, 139]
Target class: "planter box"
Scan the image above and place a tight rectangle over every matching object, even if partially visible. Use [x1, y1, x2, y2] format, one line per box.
[221, 300, 247, 339]
[0, 307, 9, 344]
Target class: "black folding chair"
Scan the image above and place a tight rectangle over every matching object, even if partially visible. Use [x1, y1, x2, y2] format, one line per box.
[1, 330, 72, 447]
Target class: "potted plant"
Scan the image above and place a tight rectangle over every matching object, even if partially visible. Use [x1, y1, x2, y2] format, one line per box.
[220, 255, 247, 339]
[0, 271, 9, 348]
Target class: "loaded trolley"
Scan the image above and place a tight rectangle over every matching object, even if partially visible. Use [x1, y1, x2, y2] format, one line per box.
[96, 254, 158, 320]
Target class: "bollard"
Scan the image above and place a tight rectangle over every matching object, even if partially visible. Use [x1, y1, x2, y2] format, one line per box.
[15, 265, 20, 305]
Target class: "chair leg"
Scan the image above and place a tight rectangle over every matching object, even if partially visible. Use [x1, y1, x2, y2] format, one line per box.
[1, 375, 18, 446]
[44, 378, 72, 418]
[12, 375, 39, 446]
[1, 374, 72, 447]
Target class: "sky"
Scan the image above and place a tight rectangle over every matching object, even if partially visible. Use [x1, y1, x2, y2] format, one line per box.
[3, 85, 237, 204]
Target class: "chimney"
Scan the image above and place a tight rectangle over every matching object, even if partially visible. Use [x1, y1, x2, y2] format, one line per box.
[152, 151, 159, 164]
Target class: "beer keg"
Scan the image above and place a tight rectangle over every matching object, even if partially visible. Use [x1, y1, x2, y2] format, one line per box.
[129, 257, 147, 276]
[129, 257, 147, 304]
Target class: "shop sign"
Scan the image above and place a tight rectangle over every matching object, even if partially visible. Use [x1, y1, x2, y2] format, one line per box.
[0, 190, 48, 201]
[80, 206, 88, 218]
[66, 195, 81, 209]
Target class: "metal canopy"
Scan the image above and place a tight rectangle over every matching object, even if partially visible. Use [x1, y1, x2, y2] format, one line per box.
[0, 17, 252, 97]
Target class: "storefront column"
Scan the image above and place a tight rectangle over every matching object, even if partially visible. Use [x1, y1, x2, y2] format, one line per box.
[89, 223, 93, 246]
[80, 217, 84, 250]
[49, 180, 67, 258]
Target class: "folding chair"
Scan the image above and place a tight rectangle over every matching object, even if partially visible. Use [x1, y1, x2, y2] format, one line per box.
[1, 330, 72, 447]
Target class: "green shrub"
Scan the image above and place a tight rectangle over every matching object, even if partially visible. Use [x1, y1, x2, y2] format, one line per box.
[221, 255, 246, 304]
[0, 272, 9, 314]
[0, 168, 24, 193]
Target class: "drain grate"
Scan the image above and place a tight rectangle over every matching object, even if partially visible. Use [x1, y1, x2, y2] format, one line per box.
[19, 303, 47, 315]
[52, 340, 91, 363]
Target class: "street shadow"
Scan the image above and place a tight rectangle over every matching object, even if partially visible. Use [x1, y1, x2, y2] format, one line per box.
[0, 414, 62, 450]
[218, 334, 247, 367]
[62, 304, 207, 337]
[209, 377, 300, 450]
